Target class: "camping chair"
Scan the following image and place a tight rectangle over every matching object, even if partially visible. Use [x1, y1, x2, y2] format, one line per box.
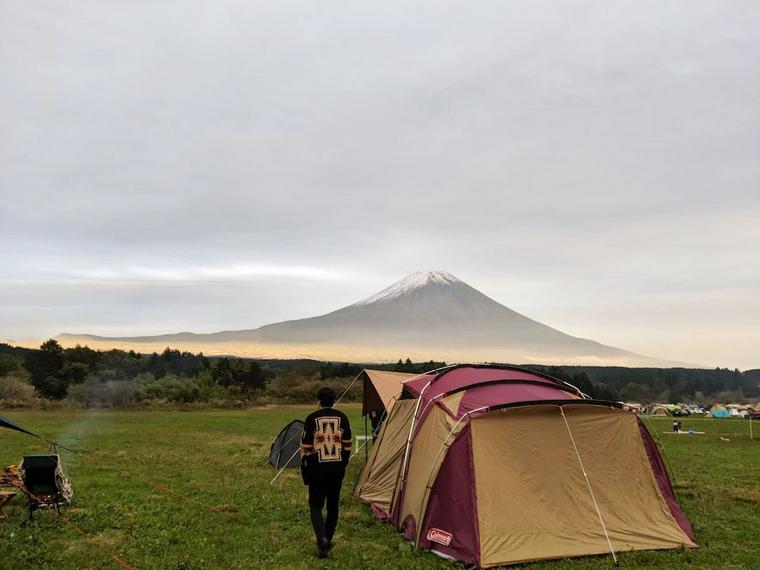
[20, 454, 67, 523]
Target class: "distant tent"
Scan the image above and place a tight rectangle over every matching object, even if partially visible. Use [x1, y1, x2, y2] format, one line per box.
[647, 404, 671, 416]
[361, 369, 419, 432]
[710, 405, 731, 418]
[268, 420, 304, 468]
[0, 414, 39, 438]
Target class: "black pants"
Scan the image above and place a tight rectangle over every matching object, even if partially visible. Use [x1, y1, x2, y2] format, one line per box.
[308, 479, 342, 545]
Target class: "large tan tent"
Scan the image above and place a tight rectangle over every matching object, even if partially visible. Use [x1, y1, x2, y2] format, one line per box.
[355, 364, 696, 567]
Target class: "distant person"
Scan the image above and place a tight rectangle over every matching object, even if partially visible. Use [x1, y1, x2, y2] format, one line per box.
[672, 420, 679, 433]
[300, 387, 352, 559]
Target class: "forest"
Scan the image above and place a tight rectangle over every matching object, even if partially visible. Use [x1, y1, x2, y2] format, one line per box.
[0, 341, 757, 408]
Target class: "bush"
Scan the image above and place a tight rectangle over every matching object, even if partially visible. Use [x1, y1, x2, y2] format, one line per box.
[0, 354, 21, 376]
[266, 371, 360, 404]
[135, 374, 204, 403]
[68, 378, 138, 408]
[0, 374, 37, 406]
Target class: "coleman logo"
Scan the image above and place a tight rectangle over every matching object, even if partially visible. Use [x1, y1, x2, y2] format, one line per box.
[426, 528, 453, 546]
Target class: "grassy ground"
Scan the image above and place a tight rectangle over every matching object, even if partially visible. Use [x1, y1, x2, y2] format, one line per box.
[0, 408, 758, 569]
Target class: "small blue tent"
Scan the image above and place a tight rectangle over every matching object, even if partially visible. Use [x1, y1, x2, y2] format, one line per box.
[710, 406, 731, 418]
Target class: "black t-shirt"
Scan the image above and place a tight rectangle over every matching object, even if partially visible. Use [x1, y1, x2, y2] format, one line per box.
[300, 407, 352, 484]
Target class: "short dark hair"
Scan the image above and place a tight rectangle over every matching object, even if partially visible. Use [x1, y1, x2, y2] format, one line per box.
[317, 387, 336, 407]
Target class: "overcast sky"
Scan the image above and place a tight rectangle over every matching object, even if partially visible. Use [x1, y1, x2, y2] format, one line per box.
[1, 1, 758, 369]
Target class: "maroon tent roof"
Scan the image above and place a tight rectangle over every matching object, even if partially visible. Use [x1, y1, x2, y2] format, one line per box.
[401, 364, 582, 422]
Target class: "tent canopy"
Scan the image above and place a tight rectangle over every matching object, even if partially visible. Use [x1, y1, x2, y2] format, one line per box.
[361, 369, 419, 419]
[0, 414, 39, 438]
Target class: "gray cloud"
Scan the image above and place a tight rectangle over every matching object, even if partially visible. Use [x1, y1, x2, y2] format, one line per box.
[1, 1, 758, 368]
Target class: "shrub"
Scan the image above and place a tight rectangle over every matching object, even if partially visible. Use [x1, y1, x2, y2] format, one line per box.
[0, 354, 21, 376]
[0, 374, 36, 407]
[266, 371, 360, 404]
[68, 378, 138, 408]
[135, 374, 204, 403]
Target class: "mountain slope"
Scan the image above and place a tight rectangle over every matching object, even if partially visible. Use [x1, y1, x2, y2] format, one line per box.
[57, 270, 669, 365]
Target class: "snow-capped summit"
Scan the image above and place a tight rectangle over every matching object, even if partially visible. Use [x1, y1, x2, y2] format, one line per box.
[57, 270, 672, 366]
[353, 270, 462, 306]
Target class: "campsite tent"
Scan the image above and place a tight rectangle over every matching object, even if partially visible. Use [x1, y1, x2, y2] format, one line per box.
[361, 369, 420, 432]
[710, 405, 731, 418]
[268, 420, 304, 469]
[646, 404, 672, 416]
[355, 364, 696, 567]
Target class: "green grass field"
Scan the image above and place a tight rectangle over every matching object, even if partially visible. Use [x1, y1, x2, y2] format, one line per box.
[1, 408, 758, 569]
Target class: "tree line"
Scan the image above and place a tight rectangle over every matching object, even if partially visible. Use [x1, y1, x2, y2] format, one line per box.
[523, 364, 760, 403]
[1, 342, 758, 407]
[0, 341, 269, 406]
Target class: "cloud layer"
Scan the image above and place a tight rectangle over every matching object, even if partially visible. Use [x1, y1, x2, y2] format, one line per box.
[2, 1, 758, 368]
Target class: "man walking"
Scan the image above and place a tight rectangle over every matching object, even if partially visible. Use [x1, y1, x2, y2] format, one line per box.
[300, 387, 352, 558]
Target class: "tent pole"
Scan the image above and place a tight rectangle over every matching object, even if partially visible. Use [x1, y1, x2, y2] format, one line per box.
[363, 371, 368, 461]
[559, 406, 618, 566]
[390, 379, 434, 524]
[364, 407, 369, 461]
[387, 365, 456, 522]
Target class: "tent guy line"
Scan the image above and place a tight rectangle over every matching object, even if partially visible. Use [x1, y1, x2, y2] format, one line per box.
[0, 414, 80, 454]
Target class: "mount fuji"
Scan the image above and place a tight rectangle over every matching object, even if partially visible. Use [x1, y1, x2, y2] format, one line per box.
[57, 270, 668, 365]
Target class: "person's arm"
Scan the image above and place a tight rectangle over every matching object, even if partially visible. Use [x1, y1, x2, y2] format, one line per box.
[299, 415, 315, 486]
[341, 415, 353, 464]
[301, 415, 315, 456]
